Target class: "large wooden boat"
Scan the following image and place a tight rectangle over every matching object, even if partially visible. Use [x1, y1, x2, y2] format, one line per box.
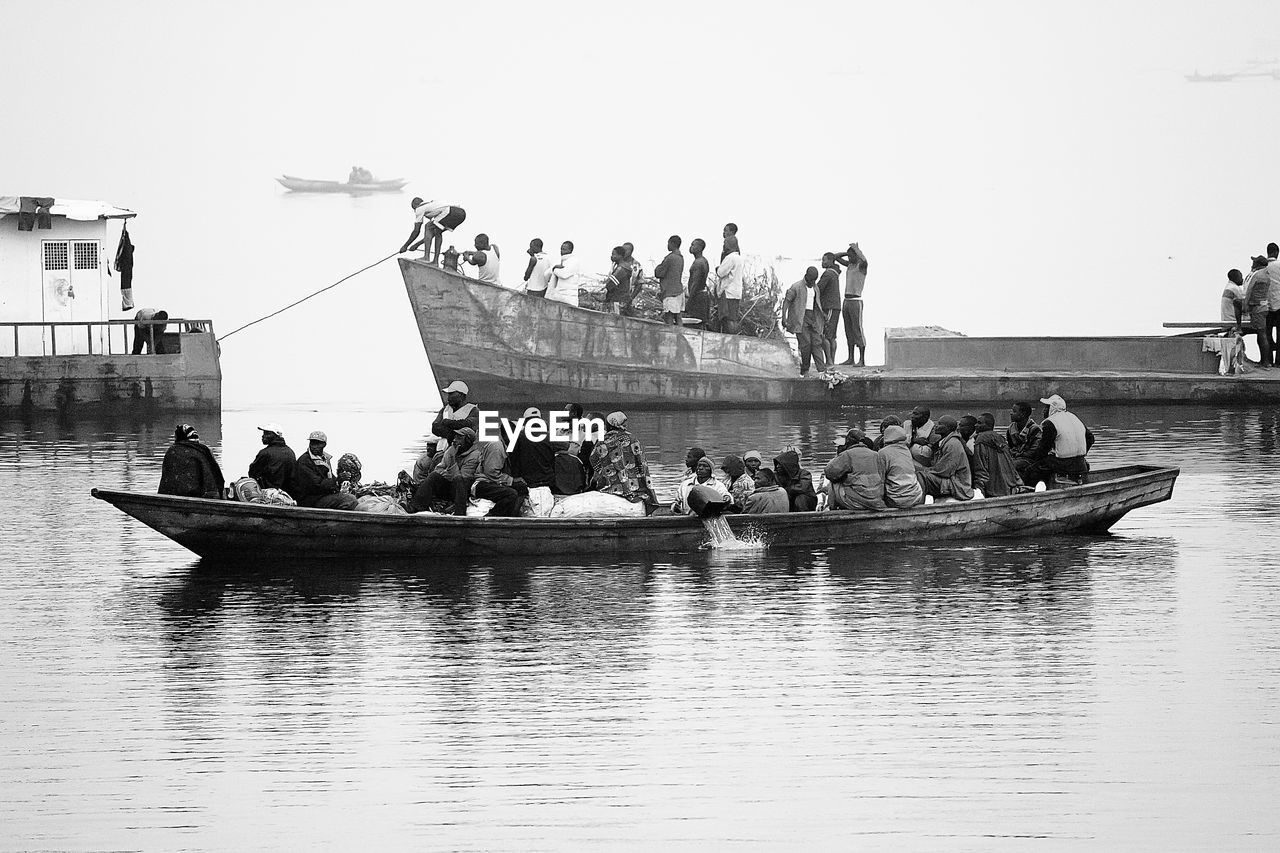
[399, 257, 834, 408]
[92, 464, 1177, 560]
[277, 175, 407, 193]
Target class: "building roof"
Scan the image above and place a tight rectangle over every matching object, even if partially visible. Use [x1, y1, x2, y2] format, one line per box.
[0, 196, 136, 220]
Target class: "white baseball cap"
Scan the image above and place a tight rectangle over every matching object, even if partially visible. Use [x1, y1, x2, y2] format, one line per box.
[522, 407, 541, 419]
[443, 380, 470, 395]
[257, 422, 284, 436]
[308, 430, 328, 443]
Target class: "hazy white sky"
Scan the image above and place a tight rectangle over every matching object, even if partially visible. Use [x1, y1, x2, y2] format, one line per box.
[3, 1, 1280, 405]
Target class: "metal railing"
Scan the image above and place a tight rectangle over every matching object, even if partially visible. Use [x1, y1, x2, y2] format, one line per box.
[0, 318, 214, 357]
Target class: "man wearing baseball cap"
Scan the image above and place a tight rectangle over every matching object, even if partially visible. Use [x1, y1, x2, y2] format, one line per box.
[507, 407, 555, 490]
[248, 422, 296, 494]
[293, 430, 359, 510]
[431, 380, 480, 455]
[1020, 394, 1095, 488]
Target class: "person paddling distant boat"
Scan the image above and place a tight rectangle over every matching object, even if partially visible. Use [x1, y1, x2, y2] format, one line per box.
[401, 197, 467, 263]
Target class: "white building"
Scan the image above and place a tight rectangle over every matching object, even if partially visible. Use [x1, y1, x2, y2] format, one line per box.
[0, 196, 136, 355]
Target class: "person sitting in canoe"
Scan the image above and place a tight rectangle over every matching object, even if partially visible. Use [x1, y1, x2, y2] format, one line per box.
[672, 454, 729, 515]
[824, 428, 888, 512]
[588, 411, 657, 510]
[913, 416, 974, 502]
[401, 197, 467, 264]
[292, 430, 360, 510]
[773, 449, 817, 512]
[1020, 394, 1095, 488]
[158, 423, 224, 499]
[348, 166, 374, 184]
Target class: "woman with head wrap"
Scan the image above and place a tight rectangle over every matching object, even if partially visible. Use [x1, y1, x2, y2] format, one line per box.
[158, 423, 225, 498]
[588, 411, 657, 508]
[719, 454, 754, 512]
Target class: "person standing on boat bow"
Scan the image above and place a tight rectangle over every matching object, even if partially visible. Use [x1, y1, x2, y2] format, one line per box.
[523, 239, 552, 297]
[462, 234, 500, 284]
[654, 235, 686, 325]
[401, 197, 467, 264]
[431, 381, 479, 456]
[547, 241, 581, 307]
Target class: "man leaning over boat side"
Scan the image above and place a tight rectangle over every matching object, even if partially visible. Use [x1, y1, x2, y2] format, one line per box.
[158, 423, 224, 499]
[1020, 395, 1095, 489]
[401, 197, 467, 264]
[914, 416, 973, 502]
[546, 241, 581, 307]
[431, 381, 479, 456]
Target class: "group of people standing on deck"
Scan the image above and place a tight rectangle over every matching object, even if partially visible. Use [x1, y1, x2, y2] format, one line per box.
[1222, 241, 1280, 369]
[397, 197, 869, 360]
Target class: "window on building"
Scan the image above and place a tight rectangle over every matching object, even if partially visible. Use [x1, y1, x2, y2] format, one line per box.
[73, 242, 99, 270]
[43, 241, 69, 271]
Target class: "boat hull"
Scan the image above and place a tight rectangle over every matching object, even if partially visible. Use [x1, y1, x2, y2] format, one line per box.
[400, 258, 832, 408]
[277, 176, 407, 193]
[92, 465, 1177, 560]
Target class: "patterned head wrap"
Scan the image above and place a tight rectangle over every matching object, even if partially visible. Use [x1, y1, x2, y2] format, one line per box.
[336, 453, 362, 484]
[175, 423, 199, 442]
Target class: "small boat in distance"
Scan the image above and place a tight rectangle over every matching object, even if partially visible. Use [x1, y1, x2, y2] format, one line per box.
[93, 465, 1178, 560]
[1185, 70, 1237, 83]
[277, 175, 408, 193]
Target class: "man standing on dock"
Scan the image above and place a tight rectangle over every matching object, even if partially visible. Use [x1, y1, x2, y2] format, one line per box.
[401, 197, 467, 264]
[1266, 243, 1280, 366]
[782, 267, 826, 375]
[818, 254, 842, 365]
[835, 242, 868, 366]
[1245, 255, 1272, 370]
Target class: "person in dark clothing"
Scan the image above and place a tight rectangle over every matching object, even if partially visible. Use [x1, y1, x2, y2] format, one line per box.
[158, 423, 224, 498]
[131, 309, 169, 355]
[577, 410, 607, 480]
[508, 407, 556, 488]
[971, 413, 1022, 497]
[654, 235, 686, 325]
[248, 423, 296, 493]
[873, 415, 902, 450]
[685, 238, 712, 326]
[1006, 401, 1042, 478]
[782, 267, 826, 376]
[817, 253, 843, 365]
[774, 449, 818, 512]
[431, 380, 479, 454]
[413, 427, 483, 514]
[292, 430, 359, 510]
[1022, 394, 1095, 487]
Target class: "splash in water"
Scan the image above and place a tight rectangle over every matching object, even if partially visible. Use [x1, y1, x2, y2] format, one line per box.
[700, 516, 767, 550]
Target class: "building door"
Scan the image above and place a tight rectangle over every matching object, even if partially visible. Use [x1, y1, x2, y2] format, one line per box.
[40, 239, 103, 354]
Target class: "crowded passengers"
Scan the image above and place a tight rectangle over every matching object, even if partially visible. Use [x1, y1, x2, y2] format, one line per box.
[397, 199, 870, 368]
[159, 380, 1097, 518]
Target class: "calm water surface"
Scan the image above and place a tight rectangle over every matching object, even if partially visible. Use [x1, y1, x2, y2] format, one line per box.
[1, 404, 1278, 850]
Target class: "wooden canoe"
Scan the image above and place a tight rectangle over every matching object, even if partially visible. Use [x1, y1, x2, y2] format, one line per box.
[92, 465, 1177, 560]
[277, 175, 407, 193]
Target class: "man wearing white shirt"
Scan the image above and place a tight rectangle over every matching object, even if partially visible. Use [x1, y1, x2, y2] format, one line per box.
[547, 241, 580, 307]
[401, 196, 467, 263]
[714, 246, 744, 333]
[1266, 242, 1280, 367]
[522, 238, 552, 297]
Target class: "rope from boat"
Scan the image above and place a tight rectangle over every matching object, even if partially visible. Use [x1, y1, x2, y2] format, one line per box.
[217, 251, 402, 341]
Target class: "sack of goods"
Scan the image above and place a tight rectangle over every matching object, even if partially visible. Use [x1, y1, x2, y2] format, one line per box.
[229, 477, 262, 503]
[256, 488, 297, 507]
[354, 495, 408, 515]
[522, 486, 556, 518]
[466, 498, 495, 517]
[549, 492, 646, 518]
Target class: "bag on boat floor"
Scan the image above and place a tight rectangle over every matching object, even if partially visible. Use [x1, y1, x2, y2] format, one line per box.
[466, 498, 495, 517]
[522, 486, 556, 518]
[355, 494, 408, 515]
[229, 477, 262, 503]
[550, 492, 646, 518]
[255, 488, 297, 507]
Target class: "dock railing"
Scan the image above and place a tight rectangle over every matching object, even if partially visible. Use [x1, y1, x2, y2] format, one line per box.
[0, 319, 215, 358]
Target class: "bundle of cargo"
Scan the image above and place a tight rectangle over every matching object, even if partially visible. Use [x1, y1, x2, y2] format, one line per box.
[576, 255, 783, 338]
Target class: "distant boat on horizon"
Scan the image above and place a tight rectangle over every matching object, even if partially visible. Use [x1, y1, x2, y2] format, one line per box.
[1185, 70, 1237, 83]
